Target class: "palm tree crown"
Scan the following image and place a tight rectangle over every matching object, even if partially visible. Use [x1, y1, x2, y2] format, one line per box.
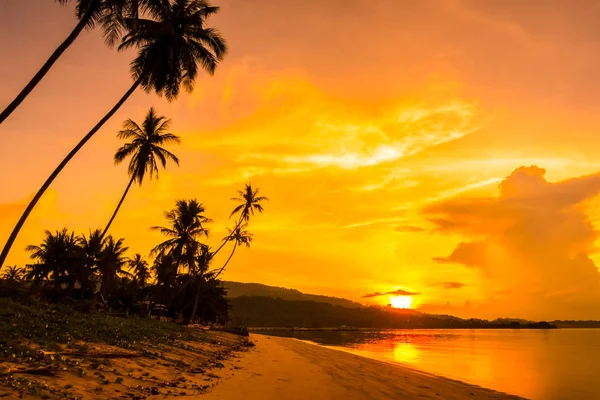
[225, 224, 253, 248]
[230, 184, 269, 222]
[1, 266, 24, 282]
[115, 107, 180, 184]
[151, 199, 211, 272]
[120, 0, 228, 100]
[128, 253, 150, 287]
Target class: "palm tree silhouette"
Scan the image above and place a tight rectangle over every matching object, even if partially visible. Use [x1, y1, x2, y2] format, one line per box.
[0, 0, 144, 124]
[213, 224, 252, 280]
[77, 229, 107, 294]
[128, 253, 150, 287]
[0, 0, 226, 268]
[26, 229, 81, 289]
[102, 108, 180, 238]
[211, 184, 268, 259]
[97, 235, 129, 297]
[151, 199, 211, 274]
[1, 266, 24, 281]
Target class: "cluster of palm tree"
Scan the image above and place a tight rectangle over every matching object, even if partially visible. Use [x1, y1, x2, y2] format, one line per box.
[2, 184, 267, 324]
[0, 0, 227, 269]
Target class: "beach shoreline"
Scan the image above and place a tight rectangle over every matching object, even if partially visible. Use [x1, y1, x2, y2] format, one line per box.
[204, 333, 526, 400]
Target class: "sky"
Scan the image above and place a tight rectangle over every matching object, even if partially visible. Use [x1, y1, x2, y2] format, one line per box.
[2, 0, 600, 320]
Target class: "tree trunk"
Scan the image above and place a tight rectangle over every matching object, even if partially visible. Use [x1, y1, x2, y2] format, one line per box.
[189, 276, 202, 325]
[0, 3, 98, 125]
[213, 241, 237, 281]
[0, 77, 143, 269]
[210, 218, 242, 259]
[101, 176, 136, 238]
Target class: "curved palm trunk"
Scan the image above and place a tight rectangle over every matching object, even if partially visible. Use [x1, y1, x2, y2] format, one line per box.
[0, 77, 143, 269]
[210, 218, 242, 259]
[0, 3, 99, 125]
[101, 175, 136, 238]
[213, 240, 237, 281]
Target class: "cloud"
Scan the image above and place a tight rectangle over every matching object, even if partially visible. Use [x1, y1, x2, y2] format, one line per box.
[425, 165, 600, 319]
[435, 282, 467, 289]
[362, 289, 421, 298]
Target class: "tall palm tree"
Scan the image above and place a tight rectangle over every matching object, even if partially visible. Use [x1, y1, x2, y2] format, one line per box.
[97, 235, 129, 296]
[211, 184, 268, 258]
[0, 0, 145, 125]
[151, 199, 211, 273]
[1, 266, 24, 282]
[212, 224, 253, 280]
[0, 0, 227, 269]
[102, 108, 180, 238]
[128, 253, 150, 287]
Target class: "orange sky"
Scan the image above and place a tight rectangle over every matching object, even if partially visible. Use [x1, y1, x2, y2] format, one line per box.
[2, 0, 600, 320]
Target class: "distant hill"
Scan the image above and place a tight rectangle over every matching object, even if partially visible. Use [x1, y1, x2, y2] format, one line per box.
[220, 281, 363, 309]
[227, 295, 557, 329]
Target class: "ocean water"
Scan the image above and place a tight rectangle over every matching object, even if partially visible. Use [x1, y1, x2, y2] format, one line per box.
[263, 329, 600, 400]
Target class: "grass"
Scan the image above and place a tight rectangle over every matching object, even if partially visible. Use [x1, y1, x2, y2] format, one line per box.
[0, 297, 209, 351]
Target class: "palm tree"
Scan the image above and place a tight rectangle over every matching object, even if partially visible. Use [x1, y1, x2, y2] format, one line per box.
[230, 184, 269, 223]
[97, 235, 129, 296]
[128, 253, 150, 287]
[151, 199, 211, 273]
[1, 266, 24, 282]
[78, 229, 107, 293]
[212, 224, 253, 280]
[102, 108, 180, 238]
[211, 184, 267, 258]
[0, 0, 227, 269]
[26, 229, 82, 289]
[0, 0, 145, 125]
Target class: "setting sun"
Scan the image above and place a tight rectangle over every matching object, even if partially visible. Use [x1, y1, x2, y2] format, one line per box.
[390, 296, 413, 309]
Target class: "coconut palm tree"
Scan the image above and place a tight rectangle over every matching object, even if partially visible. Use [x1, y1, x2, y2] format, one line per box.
[0, 0, 227, 269]
[230, 184, 269, 223]
[25, 229, 82, 289]
[212, 224, 253, 280]
[78, 229, 107, 293]
[0, 0, 146, 125]
[97, 236, 129, 296]
[1, 266, 24, 282]
[128, 253, 150, 287]
[211, 184, 267, 258]
[102, 108, 180, 238]
[151, 199, 211, 273]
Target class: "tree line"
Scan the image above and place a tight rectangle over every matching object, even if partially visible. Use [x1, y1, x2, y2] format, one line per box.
[2, 183, 267, 324]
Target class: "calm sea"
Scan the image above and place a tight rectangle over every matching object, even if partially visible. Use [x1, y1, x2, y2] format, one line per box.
[263, 329, 600, 400]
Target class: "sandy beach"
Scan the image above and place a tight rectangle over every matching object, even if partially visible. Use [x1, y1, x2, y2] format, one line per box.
[206, 334, 526, 400]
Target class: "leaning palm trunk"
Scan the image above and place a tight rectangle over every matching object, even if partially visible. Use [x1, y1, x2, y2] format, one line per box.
[0, 76, 143, 269]
[210, 218, 243, 259]
[0, 3, 99, 125]
[101, 175, 136, 238]
[213, 240, 237, 281]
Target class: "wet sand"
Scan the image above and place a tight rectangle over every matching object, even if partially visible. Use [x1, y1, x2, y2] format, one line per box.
[205, 334, 526, 400]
